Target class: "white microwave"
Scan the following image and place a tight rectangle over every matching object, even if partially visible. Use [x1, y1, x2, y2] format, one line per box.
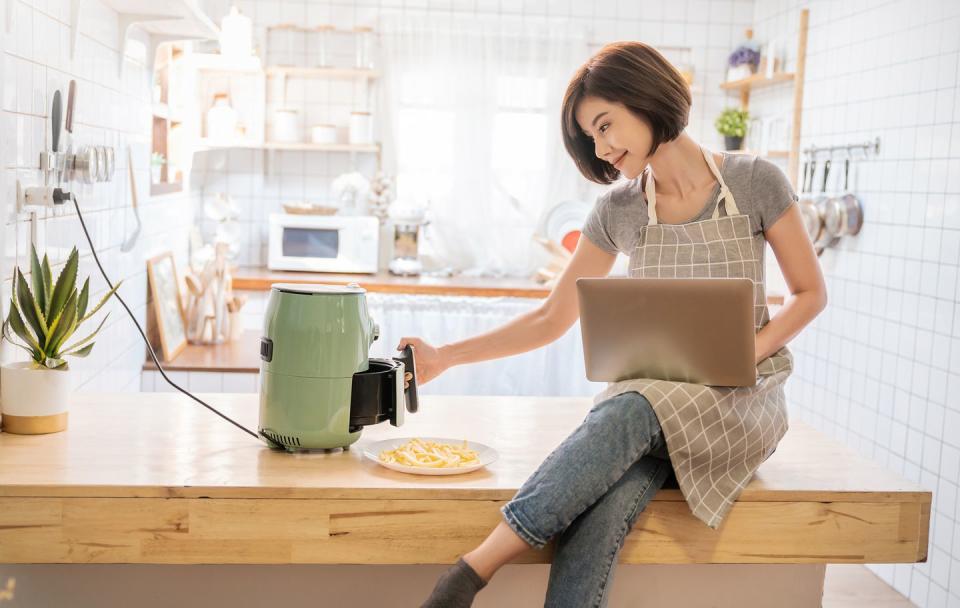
[268, 213, 379, 274]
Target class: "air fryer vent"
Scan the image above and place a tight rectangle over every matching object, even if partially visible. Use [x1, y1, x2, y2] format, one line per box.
[261, 429, 301, 448]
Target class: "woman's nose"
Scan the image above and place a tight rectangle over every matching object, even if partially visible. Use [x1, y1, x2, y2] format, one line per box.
[594, 139, 610, 158]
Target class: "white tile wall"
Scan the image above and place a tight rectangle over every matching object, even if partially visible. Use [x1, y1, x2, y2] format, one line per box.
[193, 0, 754, 271]
[0, 0, 200, 392]
[751, 1, 960, 606]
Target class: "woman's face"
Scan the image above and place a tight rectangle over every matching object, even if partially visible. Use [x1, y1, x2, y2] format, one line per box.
[575, 96, 653, 180]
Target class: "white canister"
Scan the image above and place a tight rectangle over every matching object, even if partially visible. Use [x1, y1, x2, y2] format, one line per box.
[349, 111, 373, 144]
[273, 108, 301, 143]
[1, 361, 72, 434]
[311, 124, 337, 144]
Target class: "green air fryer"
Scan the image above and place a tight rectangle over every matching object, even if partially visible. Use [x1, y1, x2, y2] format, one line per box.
[257, 283, 419, 452]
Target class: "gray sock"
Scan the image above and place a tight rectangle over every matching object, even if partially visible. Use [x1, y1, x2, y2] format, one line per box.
[420, 556, 488, 608]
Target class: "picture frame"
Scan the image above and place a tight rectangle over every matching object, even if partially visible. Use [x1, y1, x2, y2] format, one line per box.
[146, 252, 187, 361]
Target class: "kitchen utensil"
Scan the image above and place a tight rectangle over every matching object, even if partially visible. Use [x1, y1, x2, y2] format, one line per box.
[541, 200, 590, 253]
[120, 146, 142, 252]
[102, 146, 115, 181]
[824, 155, 864, 240]
[812, 158, 833, 255]
[363, 437, 499, 476]
[51, 90, 62, 154]
[258, 283, 420, 451]
[94, 145, 106, 181]
[797, 156, 822, 243]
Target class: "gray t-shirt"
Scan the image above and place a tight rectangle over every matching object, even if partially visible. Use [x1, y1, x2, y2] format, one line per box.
[582, 153, 798, 255]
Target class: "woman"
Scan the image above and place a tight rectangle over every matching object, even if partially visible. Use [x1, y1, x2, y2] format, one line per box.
[410, 41, 827, 608]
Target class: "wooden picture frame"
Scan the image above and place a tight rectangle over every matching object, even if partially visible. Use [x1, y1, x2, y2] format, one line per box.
[146, 252, 187, 361]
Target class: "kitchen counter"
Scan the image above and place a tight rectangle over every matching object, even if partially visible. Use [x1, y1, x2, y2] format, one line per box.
[0, 392, 928, 565]
[233, 268, 788, 305]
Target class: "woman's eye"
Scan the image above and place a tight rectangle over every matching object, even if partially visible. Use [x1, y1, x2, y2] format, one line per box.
[599, 124, 610, 134]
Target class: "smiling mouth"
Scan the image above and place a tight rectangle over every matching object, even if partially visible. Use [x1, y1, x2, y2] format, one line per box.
[612, 152, 627, 168]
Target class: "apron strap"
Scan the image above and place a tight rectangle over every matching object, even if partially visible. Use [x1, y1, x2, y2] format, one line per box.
[644, 146, 739, 226]
[701, 145, 740, 219]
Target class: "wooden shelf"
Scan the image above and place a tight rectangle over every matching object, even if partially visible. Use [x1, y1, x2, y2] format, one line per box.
[265, 66, 380, 79]
[263, 141, 380, 152]
[719, 11, 808, 190]
[719, 71, 795, 92]
[735, 148, 790, 159]
[185, 52, 263, 73]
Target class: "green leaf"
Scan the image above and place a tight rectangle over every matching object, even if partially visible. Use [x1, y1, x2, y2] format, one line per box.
[43, 356, 67, 369]
[59, 312, 108, 356]
[6, 299, 44, 361]
[14, 268, 48, 344]
[2, 318, 40, 358]
[30, 245, 46, 314]
[76, 278, 90, 321]
[60, 342, 95, 358]
[41, 254, 52, 311]
[46, 290, 77, 357]
[45, 247, 78, 323]
[79, 279, 122, 325]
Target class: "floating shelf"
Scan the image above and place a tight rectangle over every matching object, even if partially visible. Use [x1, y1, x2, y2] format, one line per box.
[263, 142, 380, 153]
[719, 72, 796, 92]
[184, 52, 263, 73]
[77, 0, 219, 76]
[195, 140, 380, 153]
[265, 65, 380, 79]
[152, 103, 185, 123]
[735, 148, 790, 159]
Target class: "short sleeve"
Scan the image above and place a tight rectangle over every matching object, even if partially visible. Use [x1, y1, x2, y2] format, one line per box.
[581, 191, 619, 254]
[751, 158, 798, 232]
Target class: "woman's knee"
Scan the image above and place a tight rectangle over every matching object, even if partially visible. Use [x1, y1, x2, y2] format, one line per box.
[590, 392, 664, 444]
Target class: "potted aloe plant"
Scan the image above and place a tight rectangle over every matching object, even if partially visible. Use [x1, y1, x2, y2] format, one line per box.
[0, 246, 120, 434]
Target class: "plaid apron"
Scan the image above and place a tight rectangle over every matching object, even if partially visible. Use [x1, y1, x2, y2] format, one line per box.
[594, 145, 793, 530]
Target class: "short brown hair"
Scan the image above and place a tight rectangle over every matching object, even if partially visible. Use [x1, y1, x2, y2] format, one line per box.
[561, 41, 692, 184]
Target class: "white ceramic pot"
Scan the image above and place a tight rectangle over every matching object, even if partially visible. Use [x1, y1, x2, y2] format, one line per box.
[1, 361, 72, 434]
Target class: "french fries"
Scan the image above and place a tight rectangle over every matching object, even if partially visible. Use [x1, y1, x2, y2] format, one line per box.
[379, 438, 481, 468]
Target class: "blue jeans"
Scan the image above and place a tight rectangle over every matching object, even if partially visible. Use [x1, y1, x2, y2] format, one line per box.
[500, 391, 673, 608]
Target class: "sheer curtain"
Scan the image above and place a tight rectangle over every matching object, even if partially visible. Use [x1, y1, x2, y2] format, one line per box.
[378, 14, 591, 277]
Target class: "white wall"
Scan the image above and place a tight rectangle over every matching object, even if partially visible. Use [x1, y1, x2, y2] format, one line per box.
[751, 1, 960, 606]
[0, 0, 199, 392]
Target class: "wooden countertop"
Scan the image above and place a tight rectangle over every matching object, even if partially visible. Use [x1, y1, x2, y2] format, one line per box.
[234, 268, 787, 305]
[143, 330, 262, 373]
[0, 393, 929, 565]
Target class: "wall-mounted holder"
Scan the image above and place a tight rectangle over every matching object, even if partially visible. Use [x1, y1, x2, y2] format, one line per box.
[39, 146, 116, 186]
[68, 0, 219, 77]
[798, 137, 877, 256]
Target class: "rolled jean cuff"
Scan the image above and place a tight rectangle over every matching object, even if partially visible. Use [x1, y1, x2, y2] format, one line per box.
[500, 502, 548, 550]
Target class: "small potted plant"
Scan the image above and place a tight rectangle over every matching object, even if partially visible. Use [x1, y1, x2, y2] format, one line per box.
[1, 246, 120, 434]
[150, 152, 166, 183]
[714, 108, 749, 151]
[726, 45, 761, 82]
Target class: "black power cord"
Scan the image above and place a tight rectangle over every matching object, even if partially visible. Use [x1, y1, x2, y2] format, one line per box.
[62, 190, 262, 442]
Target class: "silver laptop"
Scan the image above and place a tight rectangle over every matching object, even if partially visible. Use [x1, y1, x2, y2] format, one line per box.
[577, 277, 757, 387]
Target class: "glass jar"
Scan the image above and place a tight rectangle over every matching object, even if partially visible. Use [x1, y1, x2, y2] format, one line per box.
[314, 24, 334, 68]
[354, 26, 374, 69]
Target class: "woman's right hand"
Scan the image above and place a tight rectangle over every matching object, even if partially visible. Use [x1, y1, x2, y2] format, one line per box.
[396, 337, 449, 388]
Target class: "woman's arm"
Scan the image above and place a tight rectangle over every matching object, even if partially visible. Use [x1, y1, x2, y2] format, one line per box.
[397, 237, 616, 383]
[756, 203, 828, 362]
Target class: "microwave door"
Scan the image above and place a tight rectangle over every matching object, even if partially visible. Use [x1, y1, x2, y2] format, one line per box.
[282, 227, 340, 259]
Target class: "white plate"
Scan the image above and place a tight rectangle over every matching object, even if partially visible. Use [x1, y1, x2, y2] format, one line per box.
[364, 437, 499, 476]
